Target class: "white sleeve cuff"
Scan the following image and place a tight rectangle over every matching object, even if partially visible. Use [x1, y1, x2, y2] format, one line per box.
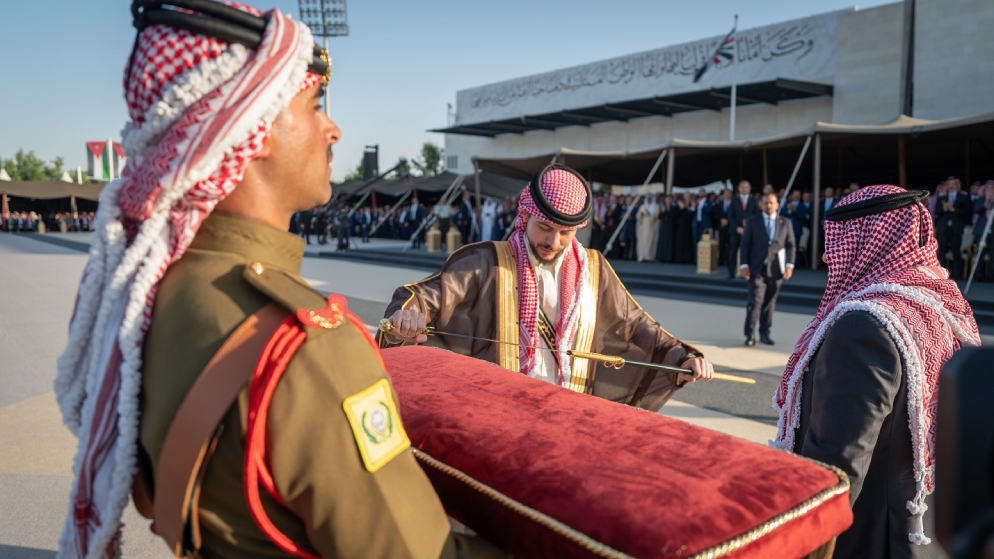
[786, 264, 795, 269]
[739, 264, 749, 269]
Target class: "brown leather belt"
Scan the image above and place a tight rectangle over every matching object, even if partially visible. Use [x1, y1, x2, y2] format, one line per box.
[142, 302, 288, 557]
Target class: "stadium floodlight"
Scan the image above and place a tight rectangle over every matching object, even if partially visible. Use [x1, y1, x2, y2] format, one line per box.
[298, 0, 349, 114]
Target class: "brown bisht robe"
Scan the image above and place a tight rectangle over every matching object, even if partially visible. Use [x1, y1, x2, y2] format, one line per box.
[380, 241, 703, 412]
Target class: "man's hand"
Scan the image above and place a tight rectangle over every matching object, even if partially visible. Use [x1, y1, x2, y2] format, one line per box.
[736, 226, 744, 235]
[720, 218, 728, 227]
[678, 358, 715, 384]
[385, 309, 428, 344]
[740, 266, 751, 281]
[783, 267, 793, 281]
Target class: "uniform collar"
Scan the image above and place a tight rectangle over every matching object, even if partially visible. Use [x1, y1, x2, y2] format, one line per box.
[190, 211, 305, 273]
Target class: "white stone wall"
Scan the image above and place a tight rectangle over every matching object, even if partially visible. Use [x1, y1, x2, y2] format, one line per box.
[913, 0, 994, 120]
[831, 3, 905, 125]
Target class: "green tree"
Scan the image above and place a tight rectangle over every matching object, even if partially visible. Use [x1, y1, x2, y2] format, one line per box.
[1, 150, 69, 181]
[412, 142, 443, 177]
[386, 157, 411, 180]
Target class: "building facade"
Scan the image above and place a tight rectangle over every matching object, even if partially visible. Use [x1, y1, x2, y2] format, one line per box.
[438, 0, 994, 181]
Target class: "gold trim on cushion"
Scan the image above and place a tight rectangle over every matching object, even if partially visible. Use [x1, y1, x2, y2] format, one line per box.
[688, 458, 851, 559]
[493, 242, 520, 373]
[413, 449, 635, 559]
[415, 447, 850, 559]
[566, 249, 600, 393]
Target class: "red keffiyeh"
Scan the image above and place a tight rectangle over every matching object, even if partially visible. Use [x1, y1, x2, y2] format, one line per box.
[772, 185, 980, 545]
[510, 169, 591, 384]
[53, 5, 323, 559]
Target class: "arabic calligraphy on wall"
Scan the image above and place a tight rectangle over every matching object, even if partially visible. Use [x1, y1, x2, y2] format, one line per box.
[456, 11, 840, 125]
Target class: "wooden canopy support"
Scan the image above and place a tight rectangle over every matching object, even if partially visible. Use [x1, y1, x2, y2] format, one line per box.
[666, 148, 676, 195]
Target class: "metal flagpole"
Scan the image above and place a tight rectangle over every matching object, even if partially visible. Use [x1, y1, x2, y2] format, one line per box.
[729, 14, 738, 141]
[603, 149, 668, 255]
[776, 135, 813, 217]
[965, 205, 993, 295]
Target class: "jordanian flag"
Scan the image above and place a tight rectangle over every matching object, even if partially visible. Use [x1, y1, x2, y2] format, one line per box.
[693, 27, 736, 83]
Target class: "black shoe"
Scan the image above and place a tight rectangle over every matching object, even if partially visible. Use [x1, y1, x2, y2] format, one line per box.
[744, 337, 755, 347]
[760, 334, 775, 345]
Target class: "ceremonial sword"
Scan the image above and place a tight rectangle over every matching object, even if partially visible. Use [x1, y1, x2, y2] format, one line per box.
[378, 319, 756, 385]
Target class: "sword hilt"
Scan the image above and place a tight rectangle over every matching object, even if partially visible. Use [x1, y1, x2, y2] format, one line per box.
[378, 318, 432, 338]
[567, 350, 626, 369]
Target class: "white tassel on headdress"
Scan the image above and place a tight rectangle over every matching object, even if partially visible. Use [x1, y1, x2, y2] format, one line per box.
[53, 13, 317, 559]
[771, 282, 979, 546]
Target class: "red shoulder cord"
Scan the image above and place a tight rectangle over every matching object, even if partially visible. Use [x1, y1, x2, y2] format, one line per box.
[244, 294, 382, 559]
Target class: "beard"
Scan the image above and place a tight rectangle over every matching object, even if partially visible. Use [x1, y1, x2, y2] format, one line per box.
[529, 238, 567, 265]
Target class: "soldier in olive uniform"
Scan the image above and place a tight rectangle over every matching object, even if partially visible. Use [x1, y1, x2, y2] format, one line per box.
[54, 3, 506, 559]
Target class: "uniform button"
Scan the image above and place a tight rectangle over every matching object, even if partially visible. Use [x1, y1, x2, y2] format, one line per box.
[249, 262, 265, 275]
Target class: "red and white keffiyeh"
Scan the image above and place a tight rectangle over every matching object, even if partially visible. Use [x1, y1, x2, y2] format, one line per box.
[53, 5, 323, 559]
[771, 185, 980, 545]
[509, 169, 592, 385]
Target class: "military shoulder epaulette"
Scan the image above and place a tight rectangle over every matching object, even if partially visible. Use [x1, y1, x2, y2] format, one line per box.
[242, 261, 347, 332]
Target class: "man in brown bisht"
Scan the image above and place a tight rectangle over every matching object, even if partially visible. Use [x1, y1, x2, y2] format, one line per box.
[53, 2, 506, 558]
[381, 165, 713, 411]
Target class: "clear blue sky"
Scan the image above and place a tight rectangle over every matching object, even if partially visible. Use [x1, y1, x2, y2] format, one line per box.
[0, 0, 893, 181]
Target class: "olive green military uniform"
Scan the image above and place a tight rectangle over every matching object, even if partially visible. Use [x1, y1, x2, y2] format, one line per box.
[141, 211, 505, 559]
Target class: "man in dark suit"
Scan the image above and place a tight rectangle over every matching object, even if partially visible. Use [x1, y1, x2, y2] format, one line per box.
[405, 198, 427, 248]
[816, 187, 841, 267]
[934, 177, 973, 278]
[692, 188, 715, 244]
[717, 189, 733, 265]
[358, 206, 373, 242]
[783, 190, 808, 242]
[726, 180, 760, 279]
[740, 193, 796, 346]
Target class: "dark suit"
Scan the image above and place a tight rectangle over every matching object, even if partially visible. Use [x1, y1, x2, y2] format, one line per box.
[741, 213, 796, 339]
[716, 198, 733, 266]
[934, 192, 972, 277]
[796, 311, 942, 559]
[816, 197, 839, 262]
[692, 199, 716, 244]
[784, 201, 808, 243]
[404, 205, 427, 247]
[726, 196, 759, 277]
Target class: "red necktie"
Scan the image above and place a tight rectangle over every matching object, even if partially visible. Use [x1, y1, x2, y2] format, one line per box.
[741, 198, 747, 210]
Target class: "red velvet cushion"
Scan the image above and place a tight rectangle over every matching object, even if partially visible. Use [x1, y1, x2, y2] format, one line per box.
[383, 346, 852, 559]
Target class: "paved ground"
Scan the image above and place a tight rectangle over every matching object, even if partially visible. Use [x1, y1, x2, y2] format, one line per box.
[2, 232, 991, 557]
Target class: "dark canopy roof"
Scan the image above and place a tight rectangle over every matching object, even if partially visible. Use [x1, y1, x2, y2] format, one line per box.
[335, 171, 526, 200]
[1, 181, 105, 201]
[433, 79, 833, 138]
[474, 111, 994, 190]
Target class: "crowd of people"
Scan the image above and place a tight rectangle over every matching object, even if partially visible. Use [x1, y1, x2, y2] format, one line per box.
[290, 176, 993, 283]
[1, 211, 97, 233]
[7, 177, 990, 285]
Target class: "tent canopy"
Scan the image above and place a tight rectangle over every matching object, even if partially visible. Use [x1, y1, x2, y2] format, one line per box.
[474, 111, 994, 189]
[335, 171, 526, 202]
[0, 181, 105, 201]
